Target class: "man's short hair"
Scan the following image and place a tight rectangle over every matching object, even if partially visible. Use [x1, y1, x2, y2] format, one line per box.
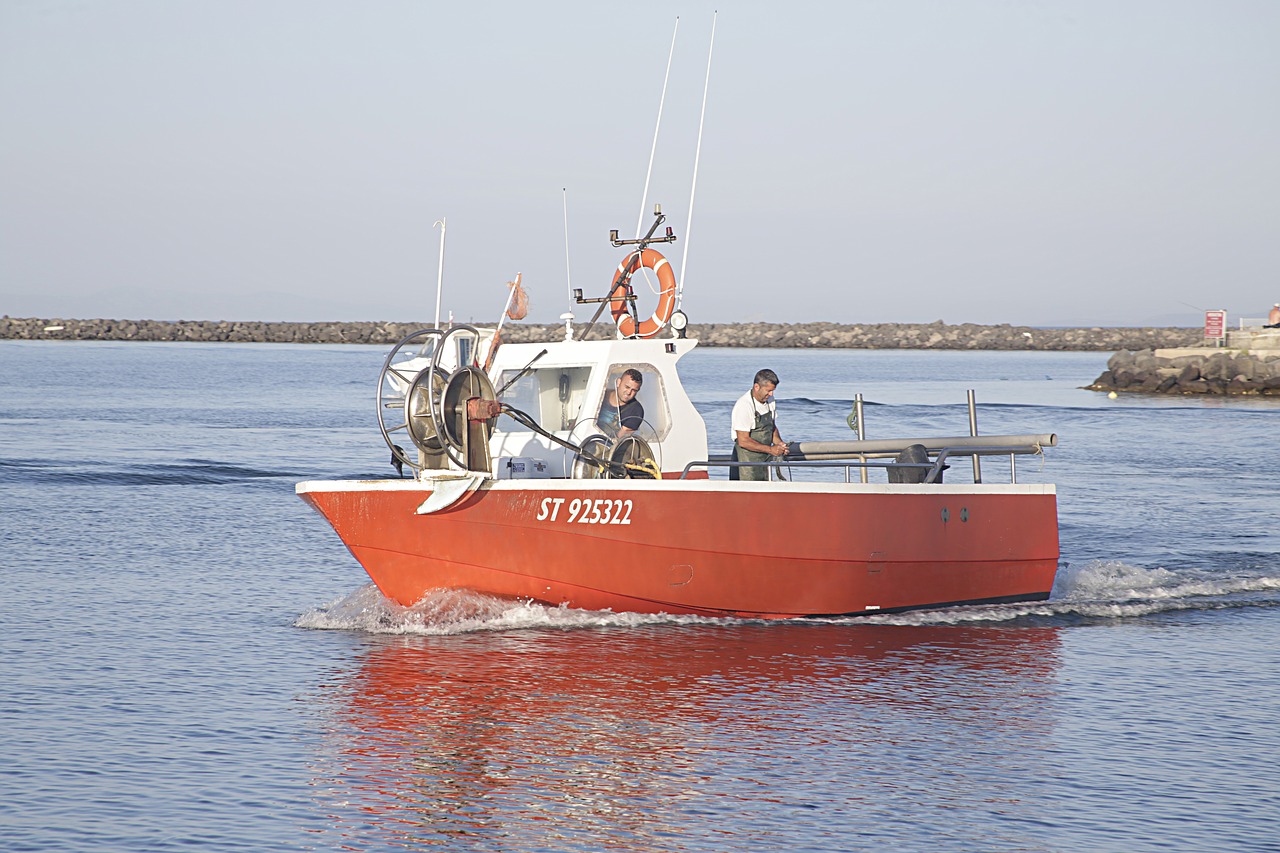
[622, 368, 644, 386]
[753, 368, 779, 387]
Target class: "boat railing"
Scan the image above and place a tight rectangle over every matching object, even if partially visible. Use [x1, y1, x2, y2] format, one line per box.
[683, 439, 1052, 484]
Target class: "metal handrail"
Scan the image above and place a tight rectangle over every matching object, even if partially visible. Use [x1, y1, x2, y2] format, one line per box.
[682, 444, 1045, 484]
[924, 445, 1045, 484]
[680, 459, 933, 483]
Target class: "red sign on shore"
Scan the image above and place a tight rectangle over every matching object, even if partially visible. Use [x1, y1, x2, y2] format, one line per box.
[1204, 310, 1227, 339]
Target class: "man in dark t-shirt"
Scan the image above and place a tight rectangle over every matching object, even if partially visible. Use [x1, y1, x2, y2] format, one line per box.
[597, 369, 644, 440]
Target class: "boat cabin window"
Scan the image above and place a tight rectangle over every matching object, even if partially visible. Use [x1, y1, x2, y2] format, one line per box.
[588, 364, 669, 442]
[457, 336, 475, 367]
[493, 366, 593, 434]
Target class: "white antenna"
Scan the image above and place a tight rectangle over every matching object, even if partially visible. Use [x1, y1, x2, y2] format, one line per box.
[433, 218, 447, 328]
[562, 188, 574, 308]
[680, 11, 716, 304]
[636, 17, 680, 239]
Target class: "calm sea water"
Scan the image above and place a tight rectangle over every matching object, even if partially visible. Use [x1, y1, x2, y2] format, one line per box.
[2, 340, 1278, 852]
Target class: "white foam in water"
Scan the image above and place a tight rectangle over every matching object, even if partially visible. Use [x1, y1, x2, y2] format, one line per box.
[851, 559, 1280, 626]
[294, 583, 718, 635]
[1058, 558, 1280, 606]
[1053, 558, 1181, 600]
[297, 560, 1280, 634]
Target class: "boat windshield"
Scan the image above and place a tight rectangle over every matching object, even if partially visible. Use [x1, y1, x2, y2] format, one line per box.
[493, 366, 592, 434]
[587, 364, 670, 442]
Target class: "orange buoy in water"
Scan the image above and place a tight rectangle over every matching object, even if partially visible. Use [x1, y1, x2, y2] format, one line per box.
[609, 248, 677, 339]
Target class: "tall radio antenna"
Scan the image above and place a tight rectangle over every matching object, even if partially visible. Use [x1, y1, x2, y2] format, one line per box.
[679, 11, 716, 304]
[636, 17, 680, 239]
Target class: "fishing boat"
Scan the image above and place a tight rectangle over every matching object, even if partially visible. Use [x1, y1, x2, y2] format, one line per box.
[296, 208, 1060, 619]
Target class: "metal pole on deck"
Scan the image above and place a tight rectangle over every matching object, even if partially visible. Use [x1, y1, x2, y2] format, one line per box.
[855, 393, 867, 484]
[967, 389, 982, 483]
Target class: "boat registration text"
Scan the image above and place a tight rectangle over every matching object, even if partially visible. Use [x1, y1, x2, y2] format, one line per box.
[536, 497, 634, 525]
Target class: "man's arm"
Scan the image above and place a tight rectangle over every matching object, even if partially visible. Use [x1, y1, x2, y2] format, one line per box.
[617, 401, 643, 441]
[736, 429, 787, 456]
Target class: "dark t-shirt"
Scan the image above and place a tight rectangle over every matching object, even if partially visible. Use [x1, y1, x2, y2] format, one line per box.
[597, 397, 644, 438]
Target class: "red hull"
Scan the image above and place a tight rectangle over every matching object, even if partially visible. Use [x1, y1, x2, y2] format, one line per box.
[297, 480, 1059, 619]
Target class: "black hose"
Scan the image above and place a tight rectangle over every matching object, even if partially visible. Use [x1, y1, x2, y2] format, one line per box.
[496, 404, 623, 476]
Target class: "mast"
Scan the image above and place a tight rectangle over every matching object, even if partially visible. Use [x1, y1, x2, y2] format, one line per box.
[636, 17, 680, 239]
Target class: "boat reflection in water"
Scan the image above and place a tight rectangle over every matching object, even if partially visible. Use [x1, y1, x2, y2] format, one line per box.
[305, 621, 1062, 851]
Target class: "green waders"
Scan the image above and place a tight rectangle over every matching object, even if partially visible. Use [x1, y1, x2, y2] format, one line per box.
[734, 406, 776, 482]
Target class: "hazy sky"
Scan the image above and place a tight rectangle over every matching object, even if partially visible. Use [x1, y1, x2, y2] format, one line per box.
[2, 1, 1277, 327]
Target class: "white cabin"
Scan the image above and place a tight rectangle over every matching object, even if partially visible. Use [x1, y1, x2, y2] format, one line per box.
[385, 328, 708, 480]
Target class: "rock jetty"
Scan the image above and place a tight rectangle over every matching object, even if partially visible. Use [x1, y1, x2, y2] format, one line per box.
[1, 316, 1202, 351]
[1087, 349, 1280, 396]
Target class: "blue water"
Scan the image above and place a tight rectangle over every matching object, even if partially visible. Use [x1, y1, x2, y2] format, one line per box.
[2, 340, 1279, 852]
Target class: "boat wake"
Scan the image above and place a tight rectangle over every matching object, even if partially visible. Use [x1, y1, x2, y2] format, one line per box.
[294, 584, 714, 635]
[296, 559, 1280, 635]
[847, 559, 1280, 627]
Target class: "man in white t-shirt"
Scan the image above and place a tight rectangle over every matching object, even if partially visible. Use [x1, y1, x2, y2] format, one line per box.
[730, 369, 786, 481]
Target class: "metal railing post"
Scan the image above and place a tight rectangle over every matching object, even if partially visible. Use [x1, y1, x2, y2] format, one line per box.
[855, 393, 867, 484]
[967, 389, 982, 484]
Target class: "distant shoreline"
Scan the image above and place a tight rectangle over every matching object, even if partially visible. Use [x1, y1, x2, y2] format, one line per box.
[0, 316, 1202, 351]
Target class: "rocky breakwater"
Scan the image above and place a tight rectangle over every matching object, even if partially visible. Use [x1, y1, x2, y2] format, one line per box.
[2, 316, 1203, 350]
[1087, 349, 1280, 396]
[667, 322, 1199, 350]
[0, 316, 426, 344]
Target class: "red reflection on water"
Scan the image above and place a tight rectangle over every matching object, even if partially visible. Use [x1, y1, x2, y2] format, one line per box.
[308, 624, 1061, 850]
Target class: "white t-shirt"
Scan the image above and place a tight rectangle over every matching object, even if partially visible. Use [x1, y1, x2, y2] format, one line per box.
[731, 390, 776, 442]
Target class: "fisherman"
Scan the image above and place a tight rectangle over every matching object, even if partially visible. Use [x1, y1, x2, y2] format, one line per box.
[597, 369, 645, 441]
[731, 369, 787, 481]
[1266, 303, 1280, 329]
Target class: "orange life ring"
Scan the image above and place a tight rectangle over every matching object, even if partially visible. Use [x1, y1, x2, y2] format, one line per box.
[609, 248, 677, 338]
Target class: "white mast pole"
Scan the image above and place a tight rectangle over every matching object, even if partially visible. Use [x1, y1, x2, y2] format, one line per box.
[680, 11, 716, 304]
[562, 188, 573, 305]
[432, 218, 447, 328]
[637, 17, 680, 238]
